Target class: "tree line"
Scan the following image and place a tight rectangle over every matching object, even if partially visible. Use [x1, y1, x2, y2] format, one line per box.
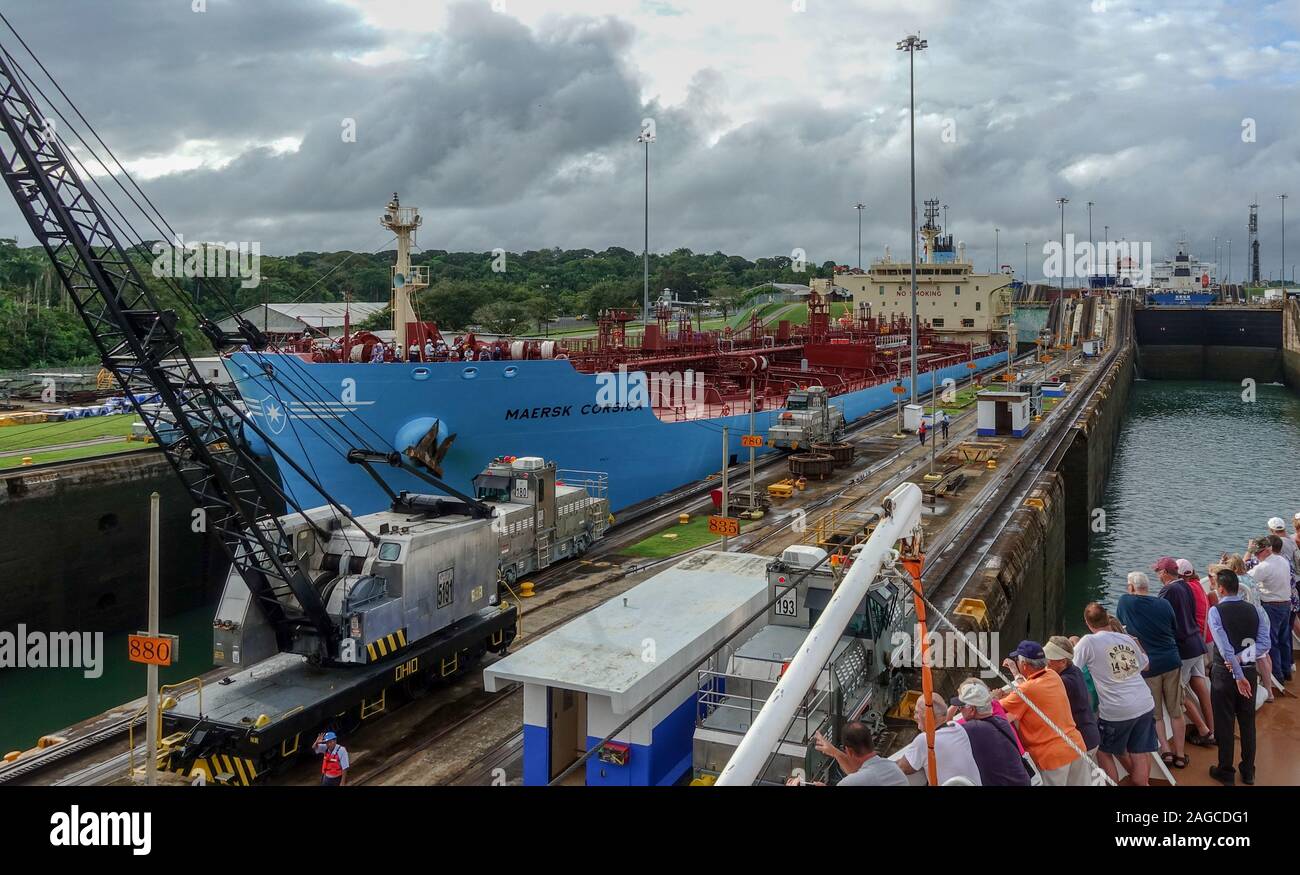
[0, 238, 837, 367]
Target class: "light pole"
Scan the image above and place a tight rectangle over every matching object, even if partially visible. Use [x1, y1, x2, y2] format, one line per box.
[1214, 235, 1219, 284]
[638, 123, 656, 326]
[1104, 224, 1109, 280]
[1227, 239, 1232, 286]
[854, 202, 866, 270]
[1056, 197, 1069, 361]
[1086, 201, 1094, 283]
[943, 203, 948, 233]
[995, 227, 999, 274]
[1281, 194, 1289, 291]
[1024, 241, 1029, 286]
[898, 33, 927, 400]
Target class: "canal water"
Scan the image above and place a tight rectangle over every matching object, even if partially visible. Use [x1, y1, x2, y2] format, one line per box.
[1064, 377, 1300, 632]
[0, 604, 214, 756]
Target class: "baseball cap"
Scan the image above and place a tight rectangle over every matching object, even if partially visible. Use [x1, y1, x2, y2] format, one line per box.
[323, 731, 337, 741]
[1268, 517, 1286, 532]
[1151, 557, 1179, 574]
[1009, 640, 1045, 660]
[1175, 558, 1195, 576]
[950, 679, 993, 709]
[1044, 637, 1073, 660]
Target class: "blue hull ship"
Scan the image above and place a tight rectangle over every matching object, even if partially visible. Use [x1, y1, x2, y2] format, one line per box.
[228, 349, 1011, 515]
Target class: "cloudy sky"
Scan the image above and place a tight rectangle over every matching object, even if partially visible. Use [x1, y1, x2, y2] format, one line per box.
[1, 0, 1298, 282]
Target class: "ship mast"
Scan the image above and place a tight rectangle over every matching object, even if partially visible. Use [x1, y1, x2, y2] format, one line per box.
[381, 193, 428, 353]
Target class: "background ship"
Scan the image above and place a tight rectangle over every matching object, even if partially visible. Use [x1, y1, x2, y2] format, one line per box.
[229, 196, 1013, 514]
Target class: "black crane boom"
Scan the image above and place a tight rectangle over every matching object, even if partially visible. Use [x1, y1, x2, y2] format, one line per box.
[0, 47, 339, 657]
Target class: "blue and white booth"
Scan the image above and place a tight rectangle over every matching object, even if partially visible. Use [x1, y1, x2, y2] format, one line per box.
[975, 389, 1031, 438]
[483, 551, 770, 786]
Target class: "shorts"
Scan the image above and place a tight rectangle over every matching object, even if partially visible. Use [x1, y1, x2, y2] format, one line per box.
[1144, 669, 1184, 721]
[1179, 655, 1206, 685]
[1098, 710, 1160, 756]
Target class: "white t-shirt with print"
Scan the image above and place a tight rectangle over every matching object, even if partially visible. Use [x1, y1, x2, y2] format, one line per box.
[1072, 631, 1154, 722]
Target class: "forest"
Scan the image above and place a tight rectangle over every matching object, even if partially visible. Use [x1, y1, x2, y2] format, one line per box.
[0, 238, 838, 367]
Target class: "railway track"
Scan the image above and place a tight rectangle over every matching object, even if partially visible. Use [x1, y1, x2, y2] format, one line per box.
[2, 354, 1034, 787]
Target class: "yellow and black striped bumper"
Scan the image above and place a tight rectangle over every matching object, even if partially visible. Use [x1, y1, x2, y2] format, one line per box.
[184, 754, 260, 786]
[366, 628, 408, 662]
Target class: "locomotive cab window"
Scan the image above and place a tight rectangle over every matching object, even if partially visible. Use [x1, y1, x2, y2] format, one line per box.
[475, 475, 511, 502]
[378, 542, 401, 561]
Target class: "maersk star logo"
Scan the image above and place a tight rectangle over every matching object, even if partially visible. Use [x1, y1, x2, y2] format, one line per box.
[263, 401, 287, 434]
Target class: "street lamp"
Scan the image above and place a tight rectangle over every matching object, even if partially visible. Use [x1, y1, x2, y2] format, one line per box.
[638, 122, 656, 326]
[897, 32, 927, 400]
[854, 202, 866, 270]
[1086, 201, 1094, 286]
[1056, 197, 1069, 364]
[1281, 194, 1289, 291]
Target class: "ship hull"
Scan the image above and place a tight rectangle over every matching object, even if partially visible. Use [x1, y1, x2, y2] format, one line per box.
[227, 351, 1011, 514]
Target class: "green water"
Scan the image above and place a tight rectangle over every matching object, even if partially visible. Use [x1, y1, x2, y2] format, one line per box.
[0, 604, 215, 755]
[1064, 378, 1300, 632]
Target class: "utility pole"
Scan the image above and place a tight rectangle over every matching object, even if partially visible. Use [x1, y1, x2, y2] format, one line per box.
[748, 381, 756, 506]
[1086, 201, 1094, 282]
[1056, 197, 1069, 371]
[638, 122, 655, 327]
[898, 33, 927, 400]
[855, 202, 866, 270]
[146, 491, 160, 786]
[720, 425, 730, 551]
[1281, 194, 1289, 291]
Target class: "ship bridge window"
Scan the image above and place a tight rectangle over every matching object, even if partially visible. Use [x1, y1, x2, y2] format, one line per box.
[378, 542, 402, 562]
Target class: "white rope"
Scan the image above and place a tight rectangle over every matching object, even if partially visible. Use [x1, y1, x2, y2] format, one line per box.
[889, 563, 1116, 787]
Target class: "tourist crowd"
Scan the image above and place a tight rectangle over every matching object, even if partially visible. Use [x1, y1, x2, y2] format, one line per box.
[801, 514, 1299, 787]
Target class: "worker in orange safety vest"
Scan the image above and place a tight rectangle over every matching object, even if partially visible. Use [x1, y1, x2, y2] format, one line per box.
[314, 731, 349, 786]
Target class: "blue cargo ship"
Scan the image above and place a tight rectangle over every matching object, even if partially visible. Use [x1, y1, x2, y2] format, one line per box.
[227, 196, 1013, 515]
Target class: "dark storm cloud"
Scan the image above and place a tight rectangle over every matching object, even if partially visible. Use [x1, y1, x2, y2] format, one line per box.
[0, 0, 1296, 280]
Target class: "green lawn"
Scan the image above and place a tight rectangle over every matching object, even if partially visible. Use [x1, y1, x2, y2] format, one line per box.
[623, 514, 752, 559]
[0, 439, 150, 469]
[0, 412, 137, 454]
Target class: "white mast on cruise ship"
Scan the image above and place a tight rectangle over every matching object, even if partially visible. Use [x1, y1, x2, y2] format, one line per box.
[381, 193, 428, 355]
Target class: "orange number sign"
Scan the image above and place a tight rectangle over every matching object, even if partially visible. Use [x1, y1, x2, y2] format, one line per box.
[128, 633, 178, 667]
[709, 515, 741, 537]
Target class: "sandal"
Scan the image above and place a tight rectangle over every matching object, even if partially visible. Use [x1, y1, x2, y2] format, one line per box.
[1172, 755, 1189, 769]
[1188, 733, 1216, 748]
[1160, 752, 1176, 767]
